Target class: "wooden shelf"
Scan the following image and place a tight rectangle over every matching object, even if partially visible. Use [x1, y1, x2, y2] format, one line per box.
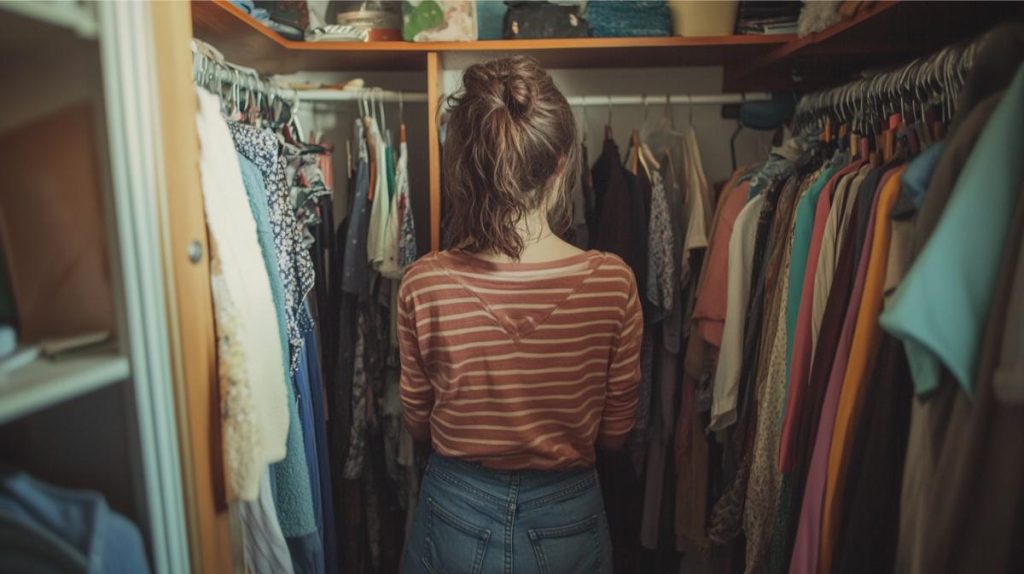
[193, 0, 1023, 82]
[0, 351, 130, 425]
[191, 0, 794, 72]
[725, 1, 1023, 91]
[0, 0, 97, 41]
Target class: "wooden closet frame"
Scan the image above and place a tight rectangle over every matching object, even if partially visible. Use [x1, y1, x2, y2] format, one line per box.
[166, 1, 1017, 571]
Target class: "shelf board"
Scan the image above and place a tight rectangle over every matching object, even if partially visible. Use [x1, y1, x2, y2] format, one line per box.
[0, 351, 130, 425]
[725, 1, 1023, 91]
[0, 0, 98, 66]
[191, 0, 794, 72]
[0, 0, 97, 40]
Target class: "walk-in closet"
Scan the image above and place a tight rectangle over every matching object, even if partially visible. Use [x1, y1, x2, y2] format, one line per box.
[0, 1, 1021, 573]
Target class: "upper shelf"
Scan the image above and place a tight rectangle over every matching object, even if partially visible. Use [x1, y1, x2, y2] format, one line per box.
[192, 0, 1021, 87]
[725, 1, 1024, 90]
[190, 0, 794, 73]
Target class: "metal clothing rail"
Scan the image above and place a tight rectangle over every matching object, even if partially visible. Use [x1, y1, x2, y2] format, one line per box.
[193, 39, 424, 107]
[300, 92, 772, 105]
[565, 92, 773, 106]
[298, 91, 771, 106]
[792, 37, 981, 133]
[298, 89, 427, 103]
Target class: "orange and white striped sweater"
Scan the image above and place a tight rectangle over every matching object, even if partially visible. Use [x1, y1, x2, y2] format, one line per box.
[397, 249, 643, 470]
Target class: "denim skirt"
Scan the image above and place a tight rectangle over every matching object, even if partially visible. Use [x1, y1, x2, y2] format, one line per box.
[403, 454, 613, 574]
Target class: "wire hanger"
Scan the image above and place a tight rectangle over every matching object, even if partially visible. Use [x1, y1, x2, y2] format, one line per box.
[375, 86, 387, 139]
[399, 90, 407, 144]
[605, 95, 613, 140]
[580, 95, 589, 146]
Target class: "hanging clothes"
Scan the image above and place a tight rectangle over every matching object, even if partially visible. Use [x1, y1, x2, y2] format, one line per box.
[592, 137, 649, 291]
[887, 63, 1024, 574]
[236, 470, 295, 574]
[397, 140, 418, 269]
[230, 122, 317, 372]
[229, 122, 321, 573]
[366, 118, 391, 271]
[194, 87, 288, 501]
[708, 194, 762, 432]
[742, 172, 806, 574]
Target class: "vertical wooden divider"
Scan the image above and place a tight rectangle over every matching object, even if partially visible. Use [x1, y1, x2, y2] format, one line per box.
[427, 51, 442, 252]
[151, 2, 232, 572]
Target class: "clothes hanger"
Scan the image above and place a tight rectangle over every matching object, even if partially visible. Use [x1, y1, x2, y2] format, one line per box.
[605, 95, 613, 140]
[637, 93, 660, 173]
[582, 95, 590, 147]
[365, 87, 381, 202]
[361, 88, 374, 142]
[368, 88, 378, 129]
[399, 90, 407, 144]
[648, 93, 682, 157]
[374, 87, 389, 146]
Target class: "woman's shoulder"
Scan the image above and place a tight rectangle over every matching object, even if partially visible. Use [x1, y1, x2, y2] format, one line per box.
[403, 251, 444, 276]
[397, 252, 446, 296]
[589, 250, 635, 278]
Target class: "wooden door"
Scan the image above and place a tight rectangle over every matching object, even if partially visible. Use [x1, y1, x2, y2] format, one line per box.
[150, 2, 232, 572]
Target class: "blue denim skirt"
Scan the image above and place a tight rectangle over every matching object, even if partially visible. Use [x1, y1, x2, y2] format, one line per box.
[403, 454, 613, 574]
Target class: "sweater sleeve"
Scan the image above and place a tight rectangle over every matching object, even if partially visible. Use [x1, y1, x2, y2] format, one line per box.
[397, 278, 434, 442]
[598, 273, 643, 450]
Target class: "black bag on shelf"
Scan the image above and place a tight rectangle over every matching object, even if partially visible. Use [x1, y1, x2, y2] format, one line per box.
[503, 1, 589, 40]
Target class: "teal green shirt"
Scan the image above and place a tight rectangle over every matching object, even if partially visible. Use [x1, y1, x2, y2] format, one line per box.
[880, 64, 1024, 396]
[785, 163, 840, 373]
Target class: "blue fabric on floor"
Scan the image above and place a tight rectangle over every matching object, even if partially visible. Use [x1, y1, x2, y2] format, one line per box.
[0, 471, 150, 574]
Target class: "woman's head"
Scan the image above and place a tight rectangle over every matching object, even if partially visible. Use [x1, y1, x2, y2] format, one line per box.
[443, 56, 578, 260]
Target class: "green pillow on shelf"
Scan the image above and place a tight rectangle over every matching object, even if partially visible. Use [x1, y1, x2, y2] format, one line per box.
[403, 0, 478, 42]
[403, 1, 444, 42]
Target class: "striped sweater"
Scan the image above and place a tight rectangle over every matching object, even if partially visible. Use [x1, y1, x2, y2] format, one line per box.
[397, 250, 643, 469]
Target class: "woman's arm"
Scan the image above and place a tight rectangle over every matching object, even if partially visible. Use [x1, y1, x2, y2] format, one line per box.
[397, 279, 434, 442]
[597, 275, 643, 451]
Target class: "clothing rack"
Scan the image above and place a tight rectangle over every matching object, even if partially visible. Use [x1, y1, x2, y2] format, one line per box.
[300, 92, 771, 106]
[297, 88, 427, 104]
[565, 92, 773, 107]
[792, 37, 981, 134]
[193, 39, 424, 108]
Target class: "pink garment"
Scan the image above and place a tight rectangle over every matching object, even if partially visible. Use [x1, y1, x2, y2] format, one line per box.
[787, 168, 896, 574]
[693, 181, 751, 347]
[779, 161, 864, 472]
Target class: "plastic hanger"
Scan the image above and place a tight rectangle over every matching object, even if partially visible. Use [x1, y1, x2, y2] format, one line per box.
[605, 95, 613, 140]
[375, 87, 389, 145]
[579, 95, 589, 147]
[637, 94, 660, 172]
[399, 90, 407, 144]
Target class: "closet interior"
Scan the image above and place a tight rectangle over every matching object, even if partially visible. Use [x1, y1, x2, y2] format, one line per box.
[0, 1, 1021, 573]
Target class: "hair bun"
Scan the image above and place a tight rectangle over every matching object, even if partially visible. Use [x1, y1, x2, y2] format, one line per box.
[500, 71, 534, 118]
[461, 57, 539, 120]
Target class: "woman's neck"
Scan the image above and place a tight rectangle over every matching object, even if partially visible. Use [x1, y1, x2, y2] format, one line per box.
[472, 210, 583, 264]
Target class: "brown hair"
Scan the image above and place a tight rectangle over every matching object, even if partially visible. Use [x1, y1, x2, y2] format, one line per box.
[442, 55, 579, 260]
